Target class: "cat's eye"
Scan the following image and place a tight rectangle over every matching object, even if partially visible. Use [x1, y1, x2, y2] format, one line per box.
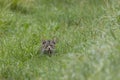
[42, 41, 46, 44]
[52, 41, 55, 44]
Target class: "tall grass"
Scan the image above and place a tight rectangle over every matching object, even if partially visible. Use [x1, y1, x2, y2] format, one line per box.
[0, 0, 120, 80]
[0, 0, 35, 14]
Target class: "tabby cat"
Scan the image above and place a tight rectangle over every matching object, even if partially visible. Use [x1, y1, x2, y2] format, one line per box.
[41, 39, 56, 56]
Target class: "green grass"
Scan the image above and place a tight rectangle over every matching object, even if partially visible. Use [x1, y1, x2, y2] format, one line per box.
[0, 0, 120, 80]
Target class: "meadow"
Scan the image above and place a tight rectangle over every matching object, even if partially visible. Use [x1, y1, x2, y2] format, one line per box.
[0, 0, 120, 80]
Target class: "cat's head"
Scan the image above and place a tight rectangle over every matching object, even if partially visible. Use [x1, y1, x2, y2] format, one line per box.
[42, 39, 56, 51]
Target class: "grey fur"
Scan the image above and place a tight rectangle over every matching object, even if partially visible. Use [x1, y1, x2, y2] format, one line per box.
[41, 39, 56, 56]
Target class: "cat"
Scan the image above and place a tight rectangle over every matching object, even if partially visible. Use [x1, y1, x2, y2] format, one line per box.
[41, 39, 56, 56]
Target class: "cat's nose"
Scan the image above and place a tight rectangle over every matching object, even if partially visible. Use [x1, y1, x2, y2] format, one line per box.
[48, 46, 51, 50]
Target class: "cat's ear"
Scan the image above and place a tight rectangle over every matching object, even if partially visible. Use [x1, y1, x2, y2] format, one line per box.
[42, 40, 46, 44]
[52, 38, 57, 44]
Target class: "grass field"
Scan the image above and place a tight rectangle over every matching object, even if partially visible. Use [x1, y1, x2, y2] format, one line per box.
[0, 0, 120, 80]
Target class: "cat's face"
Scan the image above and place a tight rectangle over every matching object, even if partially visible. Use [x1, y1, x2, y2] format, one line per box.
[42, 39, 56, 52]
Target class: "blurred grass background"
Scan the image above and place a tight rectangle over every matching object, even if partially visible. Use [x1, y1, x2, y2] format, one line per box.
[0, 0, 120, 80]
